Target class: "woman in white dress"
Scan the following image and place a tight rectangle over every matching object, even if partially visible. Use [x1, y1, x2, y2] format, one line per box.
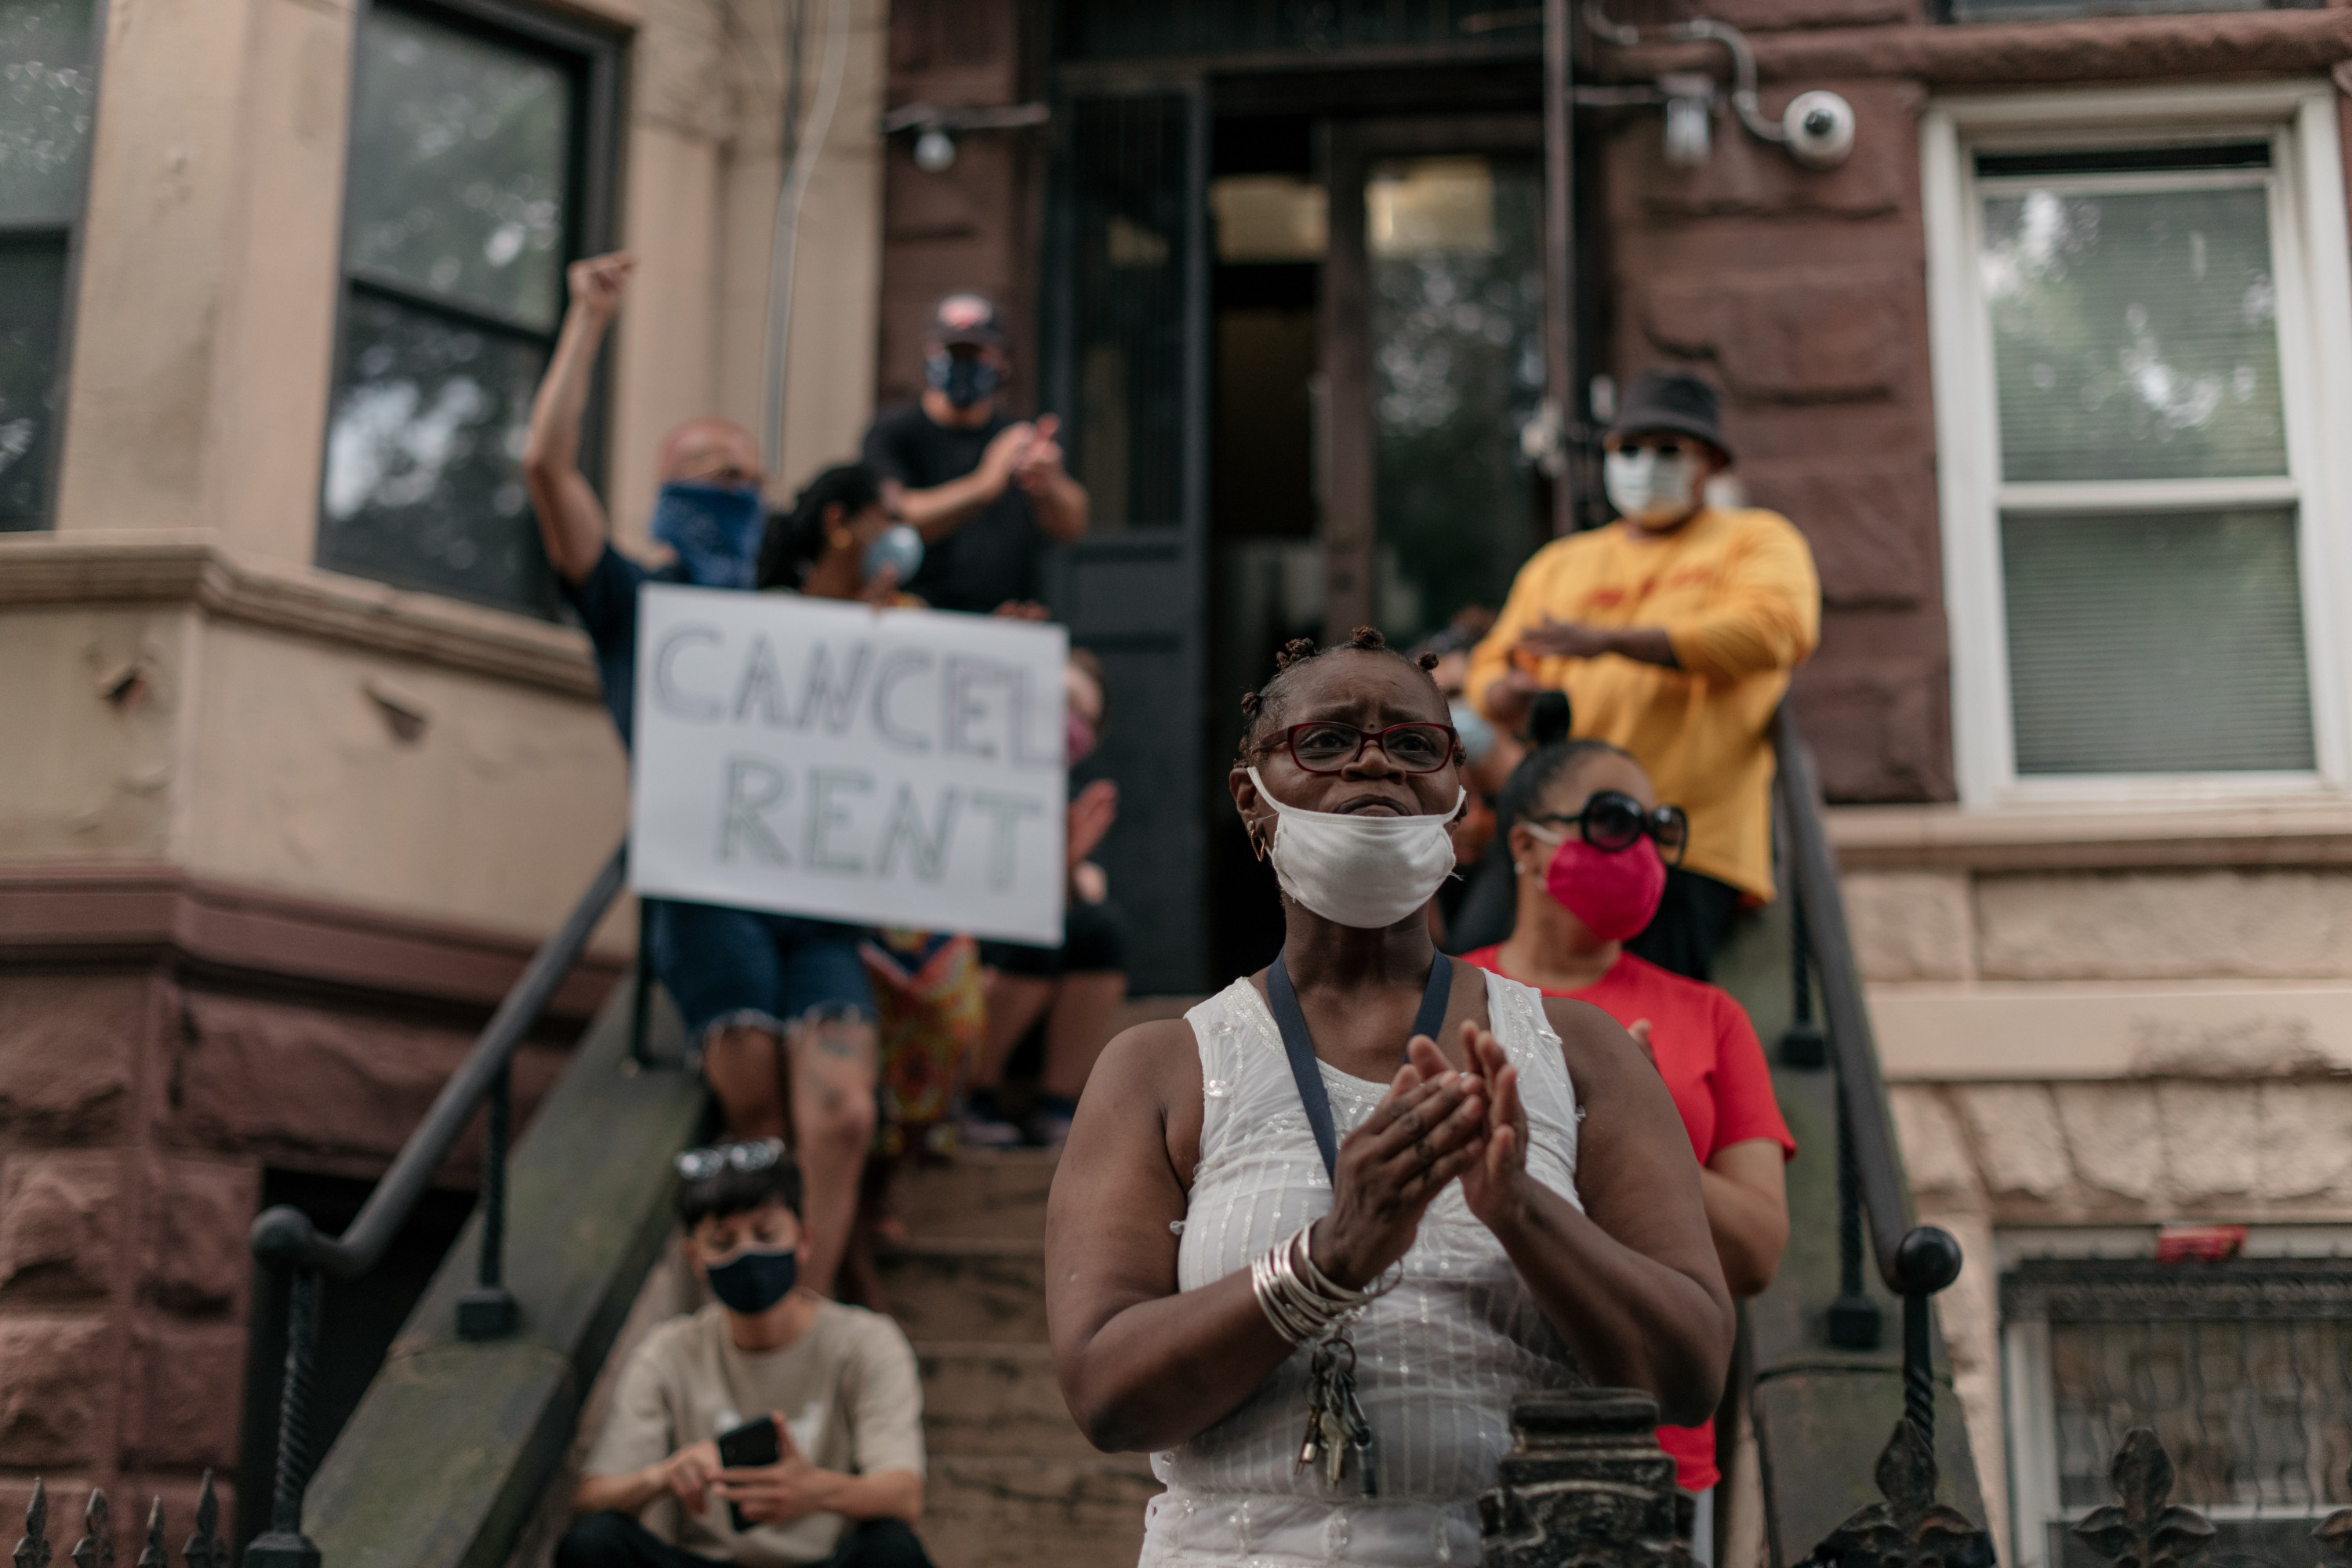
[1045, 629, 1734, 1568]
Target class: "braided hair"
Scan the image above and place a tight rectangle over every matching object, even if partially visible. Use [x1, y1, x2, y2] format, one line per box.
[1235, 626, 1453, 764]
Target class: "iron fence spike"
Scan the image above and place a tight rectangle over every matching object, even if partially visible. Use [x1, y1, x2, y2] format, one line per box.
[181, 1476, 221, 1568]
[16, 1479, 51, 1568]
[2071, 1428, 2216, 1568]
[133, 1503, 163, 1568]
[1810, 1418, 1994, 1568]
[68, 1491, 108, 1568]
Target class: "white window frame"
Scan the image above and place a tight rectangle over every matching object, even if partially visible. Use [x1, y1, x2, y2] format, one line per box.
[1924, 83, 2352, 806]
[1998, 1224, 2352, 1568]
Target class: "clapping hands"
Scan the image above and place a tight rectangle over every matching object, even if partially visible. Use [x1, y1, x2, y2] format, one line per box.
[1409, 1022, 1532, 1232]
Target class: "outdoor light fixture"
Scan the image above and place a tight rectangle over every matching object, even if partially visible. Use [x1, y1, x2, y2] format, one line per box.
[1581, 0, 1857, 171]
[880, 101, 1051, 175]
[1659, 73, 1715, 168]
[913, 128, 957, 172]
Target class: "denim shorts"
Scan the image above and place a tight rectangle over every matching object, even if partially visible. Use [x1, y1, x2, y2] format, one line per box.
[643, 898, 875, 1043]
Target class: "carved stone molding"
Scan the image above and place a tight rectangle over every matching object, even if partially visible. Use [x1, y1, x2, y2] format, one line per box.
[0, 534, 599, 699]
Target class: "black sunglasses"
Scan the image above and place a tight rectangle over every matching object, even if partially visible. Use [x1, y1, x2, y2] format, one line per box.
[1527, 790, 1689, 866]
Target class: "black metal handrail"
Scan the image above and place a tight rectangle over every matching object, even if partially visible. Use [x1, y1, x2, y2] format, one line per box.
[1771, 712, 1965, 1439]
[242, 840, 633, 1568]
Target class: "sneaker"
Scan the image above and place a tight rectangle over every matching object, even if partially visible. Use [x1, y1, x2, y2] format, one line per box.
[956, 1088, 1025, 1150]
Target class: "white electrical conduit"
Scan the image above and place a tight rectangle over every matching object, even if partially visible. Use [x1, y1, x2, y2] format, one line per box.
[1581, 0, 1785, 143]
[763, 0, 854, 476]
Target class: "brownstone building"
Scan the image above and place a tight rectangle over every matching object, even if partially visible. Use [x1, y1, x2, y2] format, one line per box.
[879, 4, 2352, 1561]
[8, 0, 2352, 1565]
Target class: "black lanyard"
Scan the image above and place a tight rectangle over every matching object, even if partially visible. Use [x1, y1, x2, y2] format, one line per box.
[1264, 948, 1454, 1180]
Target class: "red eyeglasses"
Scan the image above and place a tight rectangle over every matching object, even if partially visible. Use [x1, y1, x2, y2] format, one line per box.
[1269, 721, 1461, 775]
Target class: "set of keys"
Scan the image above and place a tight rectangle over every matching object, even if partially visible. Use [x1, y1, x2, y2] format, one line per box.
[1295, 1337, 1379, 1497]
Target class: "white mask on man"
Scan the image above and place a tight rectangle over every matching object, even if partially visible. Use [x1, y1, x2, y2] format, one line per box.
[1604, 446, 1703, 525]
[1247, 768, 1463, 929]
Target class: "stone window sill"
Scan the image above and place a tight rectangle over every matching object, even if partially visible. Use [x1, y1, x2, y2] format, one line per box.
[1827, 797, 2352, 873]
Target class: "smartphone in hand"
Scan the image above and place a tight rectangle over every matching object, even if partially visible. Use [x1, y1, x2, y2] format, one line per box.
[715, 1414, 781, 1532]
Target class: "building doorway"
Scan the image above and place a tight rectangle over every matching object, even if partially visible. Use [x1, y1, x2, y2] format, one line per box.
[1043, 14, 1553, 990]
[1203, 116, 1554, 980]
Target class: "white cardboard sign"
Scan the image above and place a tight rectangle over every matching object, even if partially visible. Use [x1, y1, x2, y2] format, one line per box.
[629, 586, 1068, 944]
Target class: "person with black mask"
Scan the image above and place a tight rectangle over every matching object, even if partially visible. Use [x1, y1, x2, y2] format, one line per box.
[859, 294, 1089, 613]
[562, 1139, 932, 1568]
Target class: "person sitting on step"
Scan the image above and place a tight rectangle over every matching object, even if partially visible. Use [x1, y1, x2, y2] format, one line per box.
[560, 1139, 933, 1568]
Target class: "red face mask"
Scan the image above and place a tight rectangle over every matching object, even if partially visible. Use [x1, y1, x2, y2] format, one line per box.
[1531, 826, 1667, 943]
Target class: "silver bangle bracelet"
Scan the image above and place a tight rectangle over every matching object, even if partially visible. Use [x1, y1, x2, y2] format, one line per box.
[1252, 1233, 1338, 1344]
[1290, 1226, 1403, 1308]
[1250, 1221, 1396, 1345]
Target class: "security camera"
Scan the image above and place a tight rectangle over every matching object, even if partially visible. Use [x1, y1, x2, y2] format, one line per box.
[1782, 89, 1855, 169]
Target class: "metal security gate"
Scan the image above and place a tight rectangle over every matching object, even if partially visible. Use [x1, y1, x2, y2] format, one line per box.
[1040, 85, 1212, 994]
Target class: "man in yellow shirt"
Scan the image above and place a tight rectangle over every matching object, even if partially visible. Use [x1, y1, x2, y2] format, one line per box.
[1469, 370, 1819, 980]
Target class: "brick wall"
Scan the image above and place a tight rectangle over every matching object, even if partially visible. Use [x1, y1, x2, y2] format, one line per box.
[875, 0, 1044, 416]
[1597, 74, 1951, 801]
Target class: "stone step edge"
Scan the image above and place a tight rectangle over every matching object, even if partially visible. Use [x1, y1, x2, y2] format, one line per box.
[927, 1453, 1159, 1481]
[878, 1237, 1047, 1260]
[901, 1146, 1060, 1171]
[914, 1338, 1058, 1359]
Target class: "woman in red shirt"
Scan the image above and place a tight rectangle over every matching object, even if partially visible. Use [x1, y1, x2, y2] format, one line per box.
[1461, 733, 1791, 1552]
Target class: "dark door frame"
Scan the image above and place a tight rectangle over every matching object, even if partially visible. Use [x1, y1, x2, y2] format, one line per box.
[1038, 79, 1214, 993]
[1318, 114, 1545, 644]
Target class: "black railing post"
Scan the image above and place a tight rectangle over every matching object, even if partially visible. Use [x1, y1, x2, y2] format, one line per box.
[457, 1058, 521, 1340]
[1828, 1097, 1884, 1349]
[245, 1268, 323, 1568]
[1901, 1291, 1935, 1439]
[1780, 884, 1827, 1069]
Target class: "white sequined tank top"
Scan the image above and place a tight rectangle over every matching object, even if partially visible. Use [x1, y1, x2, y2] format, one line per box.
[1139, 967, 1588, 1568]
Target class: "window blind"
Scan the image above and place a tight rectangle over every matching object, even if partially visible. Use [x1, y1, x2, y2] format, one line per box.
[1984, 184, 2287, 484]
[2002, 508, 2314, 774]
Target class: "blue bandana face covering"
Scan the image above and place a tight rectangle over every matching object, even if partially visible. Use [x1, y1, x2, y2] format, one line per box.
[704, 1244, 800, 1315]
[652, 481, 766, 589]
[925, 350, 1001, 409]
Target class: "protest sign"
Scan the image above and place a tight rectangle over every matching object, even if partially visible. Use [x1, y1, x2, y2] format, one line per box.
[630, 586, 1068, 944]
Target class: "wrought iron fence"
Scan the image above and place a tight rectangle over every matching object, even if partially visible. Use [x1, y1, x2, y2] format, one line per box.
[2007, 1256, 2352, 1568]
[10, 1476, 226, 1568]
[1473, 1397, 2352, 1568]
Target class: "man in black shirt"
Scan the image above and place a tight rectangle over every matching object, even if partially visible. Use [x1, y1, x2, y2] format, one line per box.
[861, 294, 1089, 612]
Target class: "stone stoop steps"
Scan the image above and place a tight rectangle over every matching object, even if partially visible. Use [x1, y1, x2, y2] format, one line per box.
[884, 1146, 1159, 1568]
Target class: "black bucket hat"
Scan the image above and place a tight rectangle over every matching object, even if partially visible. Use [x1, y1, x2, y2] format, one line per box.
[1606, 369, 1732, 463]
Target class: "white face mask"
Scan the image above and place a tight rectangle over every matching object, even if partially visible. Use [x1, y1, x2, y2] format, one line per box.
[1247, 768, 1464, 930]
[1604, 447, 1702, 525]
